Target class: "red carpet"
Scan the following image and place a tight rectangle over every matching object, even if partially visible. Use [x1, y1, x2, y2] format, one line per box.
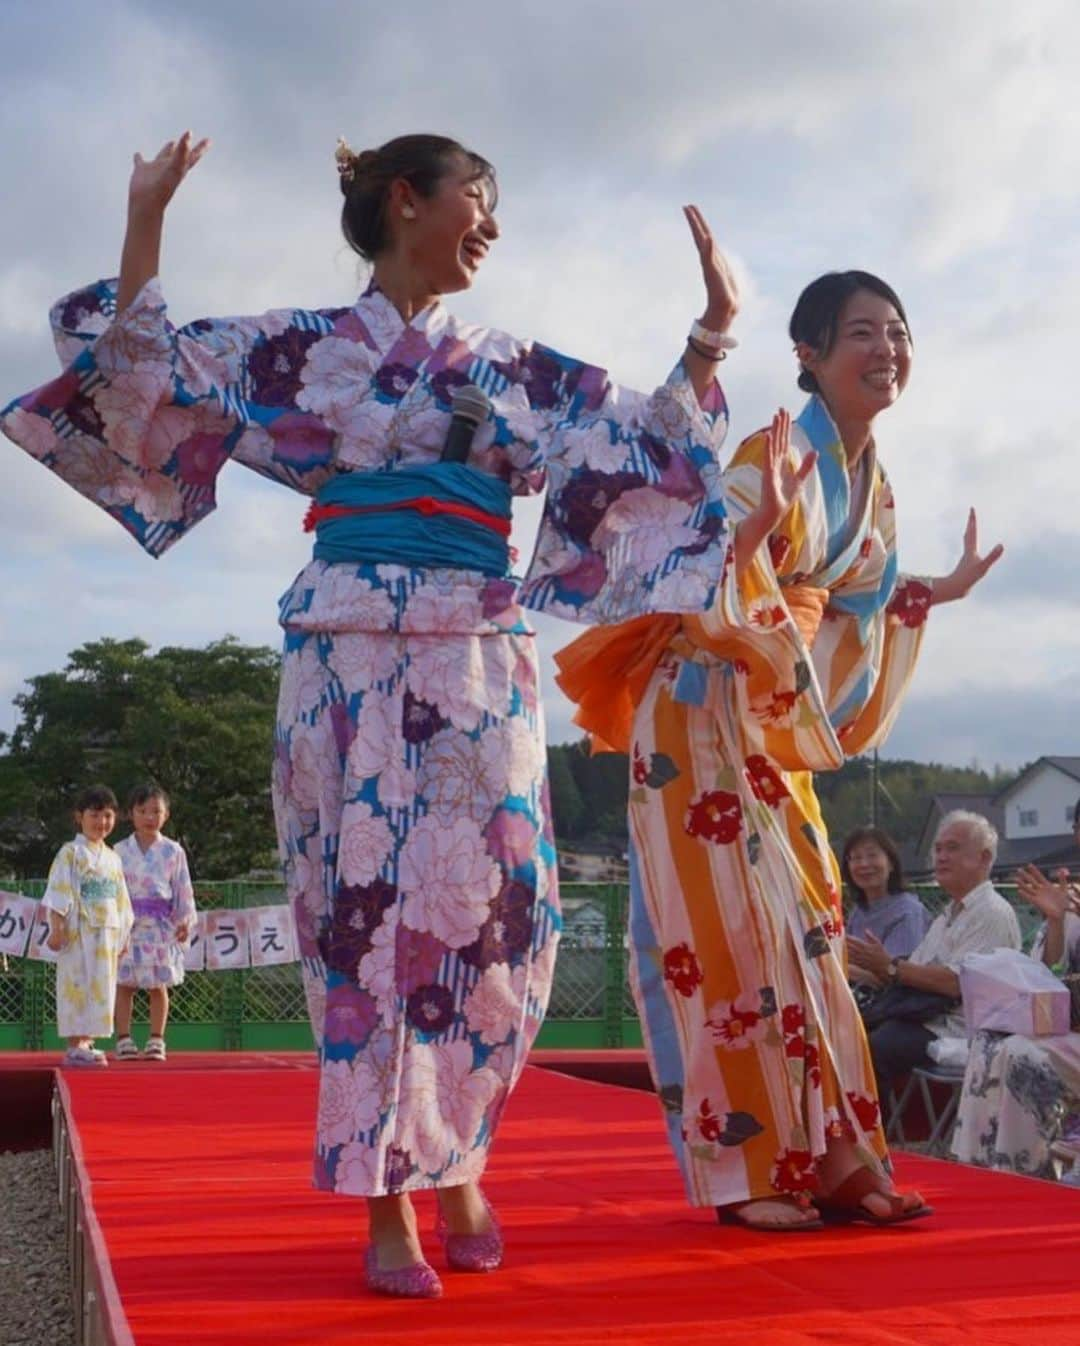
[52, 1062, 1080, 1345]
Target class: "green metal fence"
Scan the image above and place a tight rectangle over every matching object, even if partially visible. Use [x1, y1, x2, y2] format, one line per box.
[0, 880, 1039, 1052]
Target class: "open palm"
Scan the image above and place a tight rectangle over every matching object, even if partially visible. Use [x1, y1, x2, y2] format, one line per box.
[129, 132, 210, 215]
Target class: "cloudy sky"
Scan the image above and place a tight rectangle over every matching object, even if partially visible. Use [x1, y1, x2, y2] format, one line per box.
[2, 0, 1078, 769]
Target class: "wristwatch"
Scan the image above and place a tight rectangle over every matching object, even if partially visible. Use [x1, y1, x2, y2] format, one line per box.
[886, 960, 901, 983]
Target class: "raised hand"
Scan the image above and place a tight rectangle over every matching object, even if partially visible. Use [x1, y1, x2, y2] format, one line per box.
[683, 205, 739, 332]
[1015, 864, 1070, 921]
[129, 131, 210, 218]
[733, 411, 816, 572]
[931, 508, 1004, 605]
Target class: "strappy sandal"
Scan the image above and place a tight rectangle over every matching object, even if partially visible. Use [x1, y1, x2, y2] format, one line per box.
[716, 1195, 824, 1233]
[815, 1167, 934, 1226]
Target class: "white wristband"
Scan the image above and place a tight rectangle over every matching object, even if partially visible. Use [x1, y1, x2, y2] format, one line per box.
[690, 319, 738, 352]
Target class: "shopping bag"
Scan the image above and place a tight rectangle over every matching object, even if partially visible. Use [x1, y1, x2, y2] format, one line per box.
[959, 948, 1070, 1037]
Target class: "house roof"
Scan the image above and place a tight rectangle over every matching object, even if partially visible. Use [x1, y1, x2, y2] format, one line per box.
[994, 755, 1080, 805]
[916, 793, 1002, 857]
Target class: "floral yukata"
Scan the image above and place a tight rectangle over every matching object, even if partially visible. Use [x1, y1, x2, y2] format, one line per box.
[42, 835, 133, 1039]
[952, 916, 1080, 1179]
[559, 394, 931, 1208]
[2, 276, 730, 1196]
[115, 834, 196, 989]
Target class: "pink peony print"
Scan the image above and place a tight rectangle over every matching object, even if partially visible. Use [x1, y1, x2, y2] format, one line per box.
[417, 725, 508, 825]
[402, 583, 483, 635]
[464, 962, 527, 1045]
[332, 1141, 381, 1194]
[317, 1056, 383, 1147]
[347, 691, 403, 780]
[589, 487, 699, 570]
[338, 802, 395, 887]
[399, 815, 500, 949]
[398, 1039, 502, 1174]
[4, 406, 57, 460]
[327, 629, 398, 691]
[277, 642, 327, 727]
[288, 722, 340, 815]
[483, 809, 538, 870]
[406, 638, 484, 732]
[93, 367, 172, 466]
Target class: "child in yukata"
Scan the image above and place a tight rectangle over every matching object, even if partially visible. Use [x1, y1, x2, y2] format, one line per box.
[113, 783, 196, 1062]
[43, 784, 134, 1068]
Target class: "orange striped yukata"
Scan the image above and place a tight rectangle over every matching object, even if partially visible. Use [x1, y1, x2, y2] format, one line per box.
[558, 393, 931, 1206]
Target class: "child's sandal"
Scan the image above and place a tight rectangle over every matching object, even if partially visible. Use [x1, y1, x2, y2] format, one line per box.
[114, 1036, 139, 1060]
[143, 1036, 167, 1061]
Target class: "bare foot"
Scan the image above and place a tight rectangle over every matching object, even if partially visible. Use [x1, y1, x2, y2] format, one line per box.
[436, 1182, 494, 1236]
[727, 1198, 820, 1229]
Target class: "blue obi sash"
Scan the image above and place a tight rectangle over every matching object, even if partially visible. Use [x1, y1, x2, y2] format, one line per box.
[307, 464, 512, 577]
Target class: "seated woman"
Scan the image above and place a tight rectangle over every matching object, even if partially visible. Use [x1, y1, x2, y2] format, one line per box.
[841, 825, 930, 965]
[951, 862, 1080, 1178]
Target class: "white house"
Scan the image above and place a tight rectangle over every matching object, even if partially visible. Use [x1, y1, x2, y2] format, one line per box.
[916, 757, 1080, 874]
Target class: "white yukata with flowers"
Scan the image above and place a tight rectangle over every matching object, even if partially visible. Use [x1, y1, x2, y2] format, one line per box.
[2, 276, 731, 1196]
[115, 833, 196, 989]
[42, 835, 133, 1038]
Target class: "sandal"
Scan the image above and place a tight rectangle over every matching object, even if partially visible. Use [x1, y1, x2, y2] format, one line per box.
[114, 1036, 139, 1060]
[716, 1196, 824, 1233]
[143, 1036, 167, 1061]
[815, 1166, 934, 1226]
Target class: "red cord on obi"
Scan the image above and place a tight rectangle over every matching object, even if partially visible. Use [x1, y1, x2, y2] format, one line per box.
[302, 496, 512, 537]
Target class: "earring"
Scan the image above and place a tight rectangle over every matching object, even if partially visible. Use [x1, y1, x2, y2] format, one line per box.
[402, 205, 416, 220]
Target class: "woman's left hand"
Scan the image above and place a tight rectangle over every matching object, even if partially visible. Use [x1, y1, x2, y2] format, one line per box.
[931, 509, 1004, 604]
[684, 205, 739, 332]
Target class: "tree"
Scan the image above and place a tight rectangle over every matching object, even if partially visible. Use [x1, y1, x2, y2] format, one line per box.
[0, 637, 280, 878]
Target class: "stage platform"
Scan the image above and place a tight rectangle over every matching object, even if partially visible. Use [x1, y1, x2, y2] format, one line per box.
[12, 1051, 1080, 1344]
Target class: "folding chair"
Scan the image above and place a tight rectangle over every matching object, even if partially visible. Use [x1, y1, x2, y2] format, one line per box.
[887, 1064, 965, 1156]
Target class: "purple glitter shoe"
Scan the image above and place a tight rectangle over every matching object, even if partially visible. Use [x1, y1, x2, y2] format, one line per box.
[436, 1194, 504, 1273]
[363, 1246, 442, 1299]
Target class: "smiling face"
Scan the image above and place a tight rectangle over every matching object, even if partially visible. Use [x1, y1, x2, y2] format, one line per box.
[847, 839, 893, 900]
[933, 820, 992, 899]
[76, 806, 116, 844]
[394, 156, 498, 296]
[798, 289, 912, 426]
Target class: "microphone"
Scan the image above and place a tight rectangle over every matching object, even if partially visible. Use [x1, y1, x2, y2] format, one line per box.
[440, 384, 492, 464]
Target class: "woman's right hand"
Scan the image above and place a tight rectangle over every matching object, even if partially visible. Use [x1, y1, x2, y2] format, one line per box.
[128, 132, 210, 218]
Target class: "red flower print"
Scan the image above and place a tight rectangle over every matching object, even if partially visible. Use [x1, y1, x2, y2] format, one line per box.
[751, 603, 788, 630]
[781, 1003, 806, 1037]
[696, 1097, 723, 1143]
[732, 658, 750, 676]
[756, 690, 797, 726]
[663, 943, 704, 998]
[886, 578, 932, 630]
[768, 533, 791, 569]
[685, 790, 743, 845]
[859, 536, 873, 558]
[745, 754, 790, 808]
[632, 743, 649, 785]
[846, 1091, 881, 1135]
[771, 1147, 817, 1195]
[706, 992, 768, 1049]
[804, 1041, 821, 1088]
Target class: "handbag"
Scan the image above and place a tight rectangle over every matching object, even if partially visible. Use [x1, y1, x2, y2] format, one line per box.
[859, 983, 959, 1030]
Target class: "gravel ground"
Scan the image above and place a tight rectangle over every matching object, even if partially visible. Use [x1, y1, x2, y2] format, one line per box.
[0, 1149, 76, 1346]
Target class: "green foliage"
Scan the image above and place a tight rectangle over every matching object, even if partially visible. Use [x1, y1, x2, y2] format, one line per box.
[0, 637, 280, 878]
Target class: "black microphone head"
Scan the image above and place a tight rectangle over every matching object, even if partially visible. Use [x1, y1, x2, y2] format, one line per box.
[450, 384, 492, 425]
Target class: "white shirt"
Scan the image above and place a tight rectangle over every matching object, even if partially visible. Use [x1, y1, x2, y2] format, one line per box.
[909, 879, 1022, 1037]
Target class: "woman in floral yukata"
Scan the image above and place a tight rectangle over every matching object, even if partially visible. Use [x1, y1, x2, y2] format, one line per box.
[1, 131, 740, 1296]
[558, 271, 1004, 1231]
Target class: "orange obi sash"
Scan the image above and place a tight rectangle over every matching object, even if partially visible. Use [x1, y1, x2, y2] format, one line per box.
[554, 581, 828, 754]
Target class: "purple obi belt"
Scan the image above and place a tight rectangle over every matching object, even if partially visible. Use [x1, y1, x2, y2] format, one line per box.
[132, 897, 173, 921]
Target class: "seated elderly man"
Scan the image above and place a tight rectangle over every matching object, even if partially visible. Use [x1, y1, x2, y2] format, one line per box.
[849, 809, 1022, 1102]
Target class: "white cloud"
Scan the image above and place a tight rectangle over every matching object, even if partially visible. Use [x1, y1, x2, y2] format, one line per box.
[2, 0, 1079, 769]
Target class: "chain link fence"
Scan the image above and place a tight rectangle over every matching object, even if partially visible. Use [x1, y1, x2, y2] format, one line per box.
[0, 879, 1036, 1050]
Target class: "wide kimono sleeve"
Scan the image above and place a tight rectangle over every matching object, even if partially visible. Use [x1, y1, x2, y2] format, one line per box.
[171, 845, 197, 937]
[114, 856, 135, 949]
[515, 341, 731, 625]
[686, 430, 931, 771]
[40, 843, 79, 919]
[0, 277, 340, 557]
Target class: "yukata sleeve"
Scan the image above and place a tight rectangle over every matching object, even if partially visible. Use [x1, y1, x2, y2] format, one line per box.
[0, 278, 335, 557]
[516, 343, 731, 624]
[115, 863, 134, 949]
[41, 845, 78, 919]
[171, 847, 197, 940]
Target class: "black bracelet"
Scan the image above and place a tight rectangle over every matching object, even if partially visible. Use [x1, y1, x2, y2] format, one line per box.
[686, 334, 727, 362]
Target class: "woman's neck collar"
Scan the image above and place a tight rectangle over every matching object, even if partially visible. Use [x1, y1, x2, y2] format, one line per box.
[369, 257, 441, 323]
[815, 396, 874, 468]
